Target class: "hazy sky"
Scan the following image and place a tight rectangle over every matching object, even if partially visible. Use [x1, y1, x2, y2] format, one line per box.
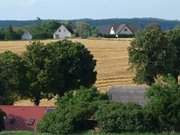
[0, 0, 180, 20]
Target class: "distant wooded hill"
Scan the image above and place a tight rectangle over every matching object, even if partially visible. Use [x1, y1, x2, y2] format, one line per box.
[0, 18, 180, 30]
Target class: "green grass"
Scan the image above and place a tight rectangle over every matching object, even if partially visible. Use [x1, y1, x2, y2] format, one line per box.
[0, 131, 180, 135]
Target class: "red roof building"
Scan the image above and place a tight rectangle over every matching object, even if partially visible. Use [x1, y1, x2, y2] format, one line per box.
[0, 106, 55, 131]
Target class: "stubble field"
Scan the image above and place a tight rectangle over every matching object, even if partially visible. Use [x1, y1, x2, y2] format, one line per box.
[0, 38, 137, 106]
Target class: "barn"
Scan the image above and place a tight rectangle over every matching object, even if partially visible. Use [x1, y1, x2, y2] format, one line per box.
[108, 86, 146, 105]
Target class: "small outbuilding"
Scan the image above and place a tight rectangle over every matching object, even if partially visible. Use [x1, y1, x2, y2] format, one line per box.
[108, 86, 146, 105]
[53, 25, 72, 39]
[21, 32, 32, 40]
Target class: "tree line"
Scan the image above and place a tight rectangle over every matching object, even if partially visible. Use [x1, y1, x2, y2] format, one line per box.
[0, 20, 98, 40]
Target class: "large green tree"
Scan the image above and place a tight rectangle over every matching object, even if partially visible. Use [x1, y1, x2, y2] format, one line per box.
[75, 22, 97, 38]
[166, 27, 180, 80]
[128, 26, 176, 85]
[0, 51, 27, 104]
[23, 40, 96, 105]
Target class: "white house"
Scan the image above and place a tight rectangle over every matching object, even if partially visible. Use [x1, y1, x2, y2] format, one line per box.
[53, 25, 72, 39]
[99, 24, 134, 37]
[21, 32, 32, 40]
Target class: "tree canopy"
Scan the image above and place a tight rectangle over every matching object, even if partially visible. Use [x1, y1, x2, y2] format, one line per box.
[22, 40, 96, 105]
[128, 25, 177, 85]
[0, 51, 26, 104]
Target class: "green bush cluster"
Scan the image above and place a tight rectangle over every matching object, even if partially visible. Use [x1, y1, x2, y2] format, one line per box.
[37, 87, 107, 134]
[38, 76, 180, 134]
[96, 103, 145, 133]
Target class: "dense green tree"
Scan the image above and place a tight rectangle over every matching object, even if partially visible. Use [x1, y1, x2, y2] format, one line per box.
[75, 22, 95, 38]
[166, 27, 180, 80]
[0, 30, 4, 40]
[0, 51, 27, 105]
[4, 25, 20, 40]
[22, 42, 53, 105]
[23, 40, 96, 105]
[128, 26, 176, 85]
[45, 40, 97, 96]
[30, 20, 61, 39]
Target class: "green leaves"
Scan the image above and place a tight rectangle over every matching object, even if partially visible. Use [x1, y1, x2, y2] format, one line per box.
[0, 51, 26, 105]
[22, 40, 96, 105]
[129, 26, 177, 85]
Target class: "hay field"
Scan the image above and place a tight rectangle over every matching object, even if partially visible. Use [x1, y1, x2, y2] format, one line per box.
[0, 38, 137, 106]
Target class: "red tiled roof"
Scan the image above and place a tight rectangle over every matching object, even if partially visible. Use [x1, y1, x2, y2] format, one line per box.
[0, 106, 55, 131]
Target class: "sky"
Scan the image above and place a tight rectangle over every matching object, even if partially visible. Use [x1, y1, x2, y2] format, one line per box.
[0, 0, 180, 20]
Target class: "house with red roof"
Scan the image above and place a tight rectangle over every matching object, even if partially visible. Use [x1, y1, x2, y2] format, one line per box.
[0, 106, 55, 131]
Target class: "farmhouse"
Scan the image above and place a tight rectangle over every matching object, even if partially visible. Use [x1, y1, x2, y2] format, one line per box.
[108, 86, 146, 105]
[53, 25, 72, 39]
[0, 106, 55, 131]
[98, 24, 134, 37]
[21, 32, 32, 40]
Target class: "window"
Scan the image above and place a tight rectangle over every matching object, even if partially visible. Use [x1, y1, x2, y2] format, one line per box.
[46, 108, 55, 113]
[8, 115, 16, 124]
[26, 118, 35, 126]
[124, 28, 128, 31]
[59, 29, 61, 32]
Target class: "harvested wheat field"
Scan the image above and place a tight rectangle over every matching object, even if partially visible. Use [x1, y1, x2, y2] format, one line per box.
[0, 38, 139, 106]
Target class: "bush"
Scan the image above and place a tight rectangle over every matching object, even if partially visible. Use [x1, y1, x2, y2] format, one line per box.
[0, 109, 6, 131]
[145, 76, 180, 132]
[95, 102, 145, 133]
[57, 87, 107, 107]
[38, 87, 107, 134]
[38, 103, 97, 134]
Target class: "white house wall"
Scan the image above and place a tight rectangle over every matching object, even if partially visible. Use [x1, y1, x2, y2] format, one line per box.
[109, 27, 116, 35]
[53, 25, 72, 39]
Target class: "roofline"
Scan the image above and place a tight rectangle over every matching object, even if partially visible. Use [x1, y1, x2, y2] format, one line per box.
[0, 105, 56, 109]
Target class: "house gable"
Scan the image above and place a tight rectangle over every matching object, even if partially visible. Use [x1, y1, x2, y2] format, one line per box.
[116, 25, 134, 35]
[21, 32, 32, 40]
[53, 25, 72, 39]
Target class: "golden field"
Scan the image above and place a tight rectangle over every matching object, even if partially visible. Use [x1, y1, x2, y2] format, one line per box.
[0, 38, 137, 106]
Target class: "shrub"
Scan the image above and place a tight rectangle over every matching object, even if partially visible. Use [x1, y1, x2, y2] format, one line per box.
[95, 102, 145, 133]
[38, 87, 107, 134]
[0, 109, 6, 131]
[57, 87, 107, 107]
[38, 103, 97, 134]
[145, 76, 180, 131]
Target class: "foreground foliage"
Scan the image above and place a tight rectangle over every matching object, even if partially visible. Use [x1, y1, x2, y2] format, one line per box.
[37, 87, 107, 134]
[96, 103, 145, 133]
[2, 131, 180, 135]
[145, 76, 180, 131]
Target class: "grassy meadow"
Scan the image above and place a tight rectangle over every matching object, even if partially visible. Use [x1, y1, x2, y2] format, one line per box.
[0, 38, 139, 106]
